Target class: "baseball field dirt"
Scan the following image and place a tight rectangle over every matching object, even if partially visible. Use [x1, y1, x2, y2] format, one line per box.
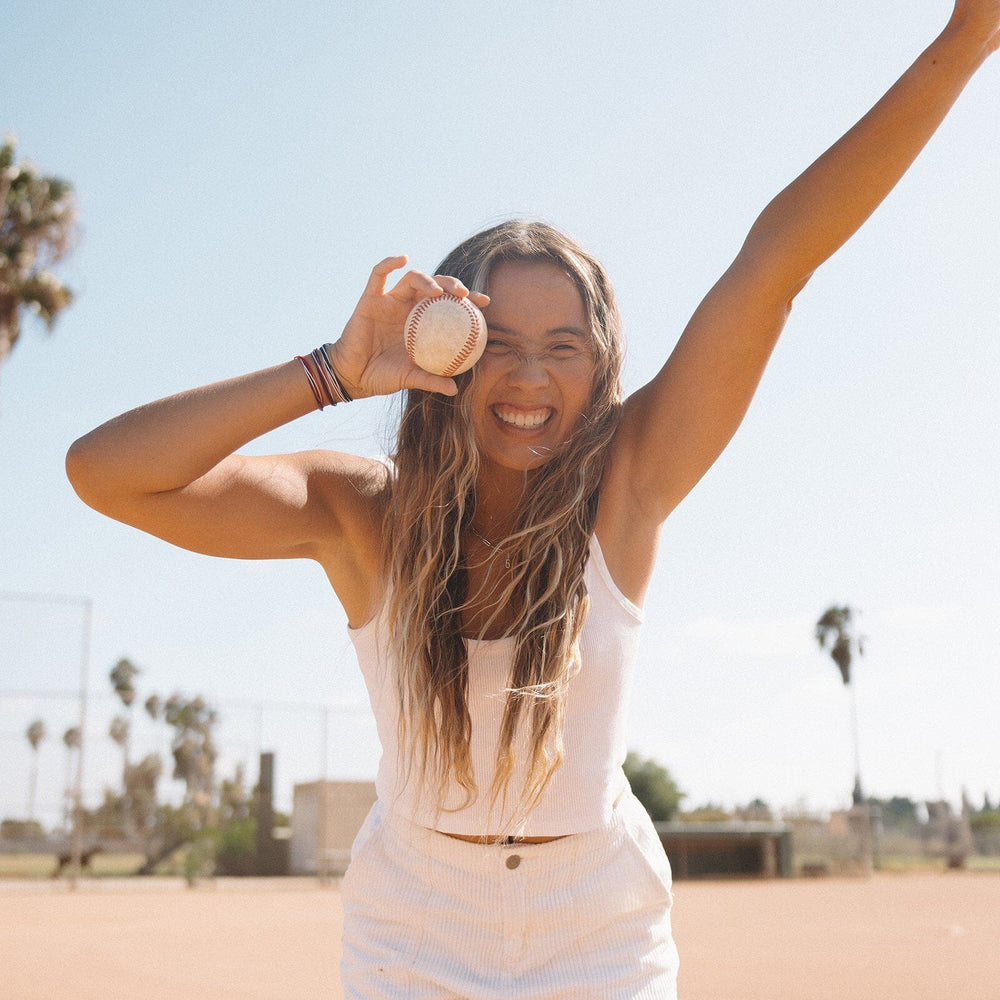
[2, 871, 997, 998]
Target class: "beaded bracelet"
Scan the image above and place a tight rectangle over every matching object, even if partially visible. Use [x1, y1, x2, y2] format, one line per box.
[295, 345, 353, 409]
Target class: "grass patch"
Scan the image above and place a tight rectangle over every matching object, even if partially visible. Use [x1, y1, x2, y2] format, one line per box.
[966, 855, 1000, 873]
[876, 855, 948, 873]
[0, 852, 146, 878]
[876, 854, 1000, 874]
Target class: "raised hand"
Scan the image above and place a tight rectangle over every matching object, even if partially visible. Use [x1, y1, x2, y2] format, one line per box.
[328, 255, 490, 400]
[618, 0, 999, 530]
[949, 0, 1000, 53]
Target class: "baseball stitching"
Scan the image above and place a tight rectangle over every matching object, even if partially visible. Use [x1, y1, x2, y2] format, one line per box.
[406, 294, 483, 377]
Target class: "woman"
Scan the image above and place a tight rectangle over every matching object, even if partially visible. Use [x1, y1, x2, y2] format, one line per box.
[67, 4, 998, 997]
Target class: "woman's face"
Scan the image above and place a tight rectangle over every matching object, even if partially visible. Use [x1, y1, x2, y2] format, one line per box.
[470, 259, 597, 476]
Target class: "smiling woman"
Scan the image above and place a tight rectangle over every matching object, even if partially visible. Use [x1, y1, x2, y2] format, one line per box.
[63, 4, 1000, 996]
[471, 260, 599, 474]
[381, 223, 626, 836]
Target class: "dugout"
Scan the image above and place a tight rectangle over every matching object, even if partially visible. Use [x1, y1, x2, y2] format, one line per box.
[654, 821, 794, 878]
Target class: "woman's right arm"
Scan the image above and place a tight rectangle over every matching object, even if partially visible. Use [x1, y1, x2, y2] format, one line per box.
[65, 359, 360, 561]
[66, 258, 487, 618]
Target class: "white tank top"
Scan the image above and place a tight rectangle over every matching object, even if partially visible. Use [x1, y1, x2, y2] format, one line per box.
[347, 535, 643, 836]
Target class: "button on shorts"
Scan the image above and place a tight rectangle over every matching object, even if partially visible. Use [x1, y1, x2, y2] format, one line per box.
[340, 789, 678, 999]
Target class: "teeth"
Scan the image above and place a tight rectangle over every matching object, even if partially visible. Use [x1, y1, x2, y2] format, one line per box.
[495, 407, 550, 429]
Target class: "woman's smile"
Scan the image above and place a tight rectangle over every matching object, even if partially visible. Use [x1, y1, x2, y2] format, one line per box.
[471, 260, 596, 474]
[491, 404, 554, 431]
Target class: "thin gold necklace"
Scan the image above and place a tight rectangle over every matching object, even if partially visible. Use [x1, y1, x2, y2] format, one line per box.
[467, 523, 512, 570]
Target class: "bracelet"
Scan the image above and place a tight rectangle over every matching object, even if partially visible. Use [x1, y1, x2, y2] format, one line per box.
[296, 355, 325, 410]
[295, 346, 353, 409]
[316, 344, 353, 403]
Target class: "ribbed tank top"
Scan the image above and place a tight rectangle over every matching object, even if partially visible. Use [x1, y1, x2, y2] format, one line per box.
[347, 535, 643, 836]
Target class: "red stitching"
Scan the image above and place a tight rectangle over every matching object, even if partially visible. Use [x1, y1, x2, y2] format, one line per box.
[405, 297, 434, 355]
[443, 297, 482, 375]
[407, 294, 483, 375]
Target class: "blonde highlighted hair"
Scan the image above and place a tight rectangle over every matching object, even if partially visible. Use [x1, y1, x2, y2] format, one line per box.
[382, 220, 625, 830]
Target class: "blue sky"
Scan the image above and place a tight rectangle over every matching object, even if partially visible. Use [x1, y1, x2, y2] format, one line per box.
[2, 0, 998, 827]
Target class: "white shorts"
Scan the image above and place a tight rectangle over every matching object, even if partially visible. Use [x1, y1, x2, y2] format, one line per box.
[340, 789, 679, 999]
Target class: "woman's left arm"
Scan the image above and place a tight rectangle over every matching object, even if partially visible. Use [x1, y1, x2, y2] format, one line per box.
[615, 1, 999, 526]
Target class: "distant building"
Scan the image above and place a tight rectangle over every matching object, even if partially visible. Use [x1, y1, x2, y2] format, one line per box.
[923, 799, 974, 867]
[290, 780, 376, 876]
[654, 820, 794, 878]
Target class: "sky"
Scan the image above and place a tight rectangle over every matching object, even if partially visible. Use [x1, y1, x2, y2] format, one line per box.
[2, 0, 998, 830]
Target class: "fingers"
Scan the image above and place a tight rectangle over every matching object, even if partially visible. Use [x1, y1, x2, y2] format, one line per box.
[385, 268, 443, 302]
[405, 370, 459, 397]
[366, 258, 490, 317]
[364, 255, 408, 297]
[432, 275, 490, 309]
[432, 274, 468, 298]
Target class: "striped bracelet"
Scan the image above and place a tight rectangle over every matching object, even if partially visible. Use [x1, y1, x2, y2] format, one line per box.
[295, 345, 353, 409]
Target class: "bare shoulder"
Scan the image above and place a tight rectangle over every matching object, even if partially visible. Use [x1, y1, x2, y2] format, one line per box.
[302, 449, 392, 509]
[299, 449, 391, 552]
[302, 450, 392, 626]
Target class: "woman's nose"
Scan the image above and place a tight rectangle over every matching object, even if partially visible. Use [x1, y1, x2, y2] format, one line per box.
[506, 352, 550, 386]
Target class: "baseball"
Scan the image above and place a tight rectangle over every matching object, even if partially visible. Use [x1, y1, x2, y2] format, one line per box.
[404, 293, 487, 377]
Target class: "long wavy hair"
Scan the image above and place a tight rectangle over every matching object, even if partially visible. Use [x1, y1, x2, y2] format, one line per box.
[382, 220, 625, 830]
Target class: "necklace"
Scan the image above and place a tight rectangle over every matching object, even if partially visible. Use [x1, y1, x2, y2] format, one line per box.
[467, 523, 512, 570]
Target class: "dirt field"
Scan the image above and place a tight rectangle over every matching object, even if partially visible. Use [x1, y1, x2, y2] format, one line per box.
[2, 872, 997, 999]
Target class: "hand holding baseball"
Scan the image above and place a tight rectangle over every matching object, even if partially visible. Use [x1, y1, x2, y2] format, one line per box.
[328, 256, 490, 400]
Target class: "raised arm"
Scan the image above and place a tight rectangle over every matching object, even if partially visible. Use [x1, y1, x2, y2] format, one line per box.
[610, 2, 999, 532]
[66, 259, 487, 623]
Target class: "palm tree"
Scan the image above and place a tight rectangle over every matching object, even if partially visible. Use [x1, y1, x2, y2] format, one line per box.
[25, 718, 46, 822]
[144, 693, 162, 721]
[815, 605, 866, 803]
[108, 715, 132, 833]
[124, 753, 163, 844]
[0, 137, 78, 381]
[109, 658, 141, 832]
[816, 605, 877, 873]
[61, 726, 81, 829]
[164, 694, 218, 827]
[109, 716, 131, 768]
[109, 658, 139, 709]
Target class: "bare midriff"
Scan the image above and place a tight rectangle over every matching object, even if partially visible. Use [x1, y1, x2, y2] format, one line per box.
[440, 831, 569, 844]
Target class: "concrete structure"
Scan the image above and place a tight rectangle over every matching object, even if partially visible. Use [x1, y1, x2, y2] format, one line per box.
[922, 799, 975, 868]
[291, 783, 794, 879]
[654, 821, 794, 878]
[255, 752, 289, 875]
[290, 780, 377, 876]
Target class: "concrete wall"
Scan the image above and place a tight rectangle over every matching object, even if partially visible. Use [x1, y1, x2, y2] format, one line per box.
[290, 780, 377, 876]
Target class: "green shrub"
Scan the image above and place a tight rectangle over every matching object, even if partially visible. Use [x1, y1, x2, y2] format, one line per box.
[214, 818, 258, 876]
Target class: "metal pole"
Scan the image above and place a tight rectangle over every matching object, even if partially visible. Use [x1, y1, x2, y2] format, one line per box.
[848, 680, 874, 874]
[0, 592, 93, 890]
[850, 682, 863, 798]
[69, 598, 93, 890]
[318, 706, 330, 885]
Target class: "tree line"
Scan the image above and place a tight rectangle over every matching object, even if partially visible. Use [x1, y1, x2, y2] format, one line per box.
[10, 656, 263, 877]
